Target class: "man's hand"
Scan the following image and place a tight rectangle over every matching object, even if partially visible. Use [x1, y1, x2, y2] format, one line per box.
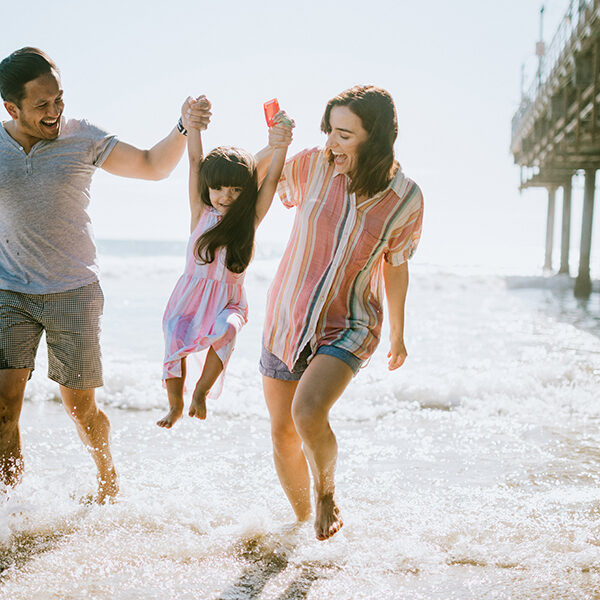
[182, 95, 212, 131]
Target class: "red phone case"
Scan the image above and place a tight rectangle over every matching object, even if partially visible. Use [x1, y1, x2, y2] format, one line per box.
[264, 98, 280, 127]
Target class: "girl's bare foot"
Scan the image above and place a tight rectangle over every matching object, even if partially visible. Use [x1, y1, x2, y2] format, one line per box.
[157, 399, 184, 428]
[314, 493, 343, 541]
[189, 387, 207, 420]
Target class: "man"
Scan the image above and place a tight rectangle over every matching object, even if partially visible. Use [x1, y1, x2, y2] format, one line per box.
[0, 47, 210, 502]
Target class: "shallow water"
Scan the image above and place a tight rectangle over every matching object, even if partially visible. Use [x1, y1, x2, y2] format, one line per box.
[1, 246, 600, 599]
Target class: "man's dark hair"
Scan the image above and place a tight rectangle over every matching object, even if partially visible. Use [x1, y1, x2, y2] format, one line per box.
[0, 47, 58, 106]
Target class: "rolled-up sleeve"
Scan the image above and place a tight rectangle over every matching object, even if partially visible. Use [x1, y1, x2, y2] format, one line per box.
[383, 183, 424, 266]
[276, 147, 322, 208]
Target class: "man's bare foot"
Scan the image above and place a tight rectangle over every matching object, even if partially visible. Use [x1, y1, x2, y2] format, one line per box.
[96, 467, 119, 504]
[156, 405, 183, 428]
[0, 456, 24, 490]
[1, 484, 10, 503]
[78, 468, 119, 505]
[314, 493, 343, 541]
[189, 388, 207, 420]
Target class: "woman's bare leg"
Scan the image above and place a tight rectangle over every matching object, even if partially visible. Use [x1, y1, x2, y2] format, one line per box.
[157, 358, 186, 428]
[263, 375, 311, 522]
[291, 355, 354, 540]
[189, 346, 223, 420]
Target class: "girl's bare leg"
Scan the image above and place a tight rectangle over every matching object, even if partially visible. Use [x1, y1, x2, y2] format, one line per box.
[157, 358, 186, 428]
[263, 376, 311, 522]
[189, 346, 223, 420]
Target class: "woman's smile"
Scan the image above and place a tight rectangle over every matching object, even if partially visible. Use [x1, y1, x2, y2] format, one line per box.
[325, 105, 368, 175]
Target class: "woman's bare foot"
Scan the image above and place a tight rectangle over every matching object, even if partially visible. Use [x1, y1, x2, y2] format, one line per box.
[157, 399, 184, 428]
[314, 493, 343, 541]
[189, 387, 207, 420]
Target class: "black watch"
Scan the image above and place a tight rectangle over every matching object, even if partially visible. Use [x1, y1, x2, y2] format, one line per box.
[177, 117, 187, 136]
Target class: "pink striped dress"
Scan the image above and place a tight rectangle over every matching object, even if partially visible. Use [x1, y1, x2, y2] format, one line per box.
[162, 207, 248, 397]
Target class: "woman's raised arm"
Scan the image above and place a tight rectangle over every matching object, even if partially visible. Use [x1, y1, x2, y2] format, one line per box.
[255, 113, 294, 225]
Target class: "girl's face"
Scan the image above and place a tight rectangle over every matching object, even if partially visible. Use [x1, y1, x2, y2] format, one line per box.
[325, 105, 368, 176]
[208, 186, 243, 214]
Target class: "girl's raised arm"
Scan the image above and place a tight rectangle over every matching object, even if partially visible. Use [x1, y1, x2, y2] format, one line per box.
[255, 113, 294, 226]
[184, 96, 212, 231]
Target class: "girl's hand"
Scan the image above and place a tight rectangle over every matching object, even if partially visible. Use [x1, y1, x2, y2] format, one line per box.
[268, 110, 294, 149]
[181, 95, 212, 131]
[387, 336, 407, 371]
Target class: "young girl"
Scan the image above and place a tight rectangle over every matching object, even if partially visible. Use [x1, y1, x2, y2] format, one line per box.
[157, 96, 294, 428]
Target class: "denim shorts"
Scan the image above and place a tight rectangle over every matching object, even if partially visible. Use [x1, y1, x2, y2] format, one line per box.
[259, 343, 362, 381]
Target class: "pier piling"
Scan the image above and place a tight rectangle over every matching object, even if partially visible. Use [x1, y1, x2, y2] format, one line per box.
[575, 168, 596, 296]
[511, 0, 599, 296]
[544, 187, 557, 272]
[559, 178, 572, 275]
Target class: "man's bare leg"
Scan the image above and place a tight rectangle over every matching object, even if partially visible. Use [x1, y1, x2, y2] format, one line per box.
[60, 385, 118, 504]
[158, 358, 186, 428]
[292, 355, 354, 540]
[189, 347, 223, 420]
[0, 369, 30, 490]
[263, 376, 311, 522]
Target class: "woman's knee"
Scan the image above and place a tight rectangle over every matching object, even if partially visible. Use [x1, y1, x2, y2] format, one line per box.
[291, 397, 328, 441]
[270, 421, 302, 455]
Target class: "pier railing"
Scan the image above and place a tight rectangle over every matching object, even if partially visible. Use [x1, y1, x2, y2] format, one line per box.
[512, 0, 593, 138]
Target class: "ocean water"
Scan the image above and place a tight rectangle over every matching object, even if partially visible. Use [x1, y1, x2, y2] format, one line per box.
[1, 239, 600, 599]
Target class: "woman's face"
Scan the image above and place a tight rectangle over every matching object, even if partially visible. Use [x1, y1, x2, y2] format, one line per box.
[325, 105, 368, 176]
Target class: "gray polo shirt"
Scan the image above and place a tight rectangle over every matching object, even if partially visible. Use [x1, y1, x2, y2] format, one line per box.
[0, 117, 118, 294]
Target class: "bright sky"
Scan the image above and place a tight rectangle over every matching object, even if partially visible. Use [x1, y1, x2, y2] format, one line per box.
[2, 0, 597, 271]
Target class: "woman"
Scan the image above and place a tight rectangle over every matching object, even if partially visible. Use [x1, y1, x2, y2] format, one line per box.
[260, 85, 424, 540]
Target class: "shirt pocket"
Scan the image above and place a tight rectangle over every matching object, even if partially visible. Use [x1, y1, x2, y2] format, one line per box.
[347, 225, 385, 270]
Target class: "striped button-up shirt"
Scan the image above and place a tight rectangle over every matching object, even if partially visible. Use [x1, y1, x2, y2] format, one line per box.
[264, 147, 423, 370]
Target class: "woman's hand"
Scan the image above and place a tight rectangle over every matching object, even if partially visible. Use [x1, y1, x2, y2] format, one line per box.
[181, 95, 212, 131]
[387, 336, 407, 370]
[383, 260, 409, 371]
[268, 110, 294, 148]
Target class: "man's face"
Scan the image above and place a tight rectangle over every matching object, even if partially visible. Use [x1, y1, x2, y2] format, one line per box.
[5, 69, 64, 143]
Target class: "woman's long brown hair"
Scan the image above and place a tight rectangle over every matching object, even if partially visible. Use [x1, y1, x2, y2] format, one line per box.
[321, 85, 399, 198]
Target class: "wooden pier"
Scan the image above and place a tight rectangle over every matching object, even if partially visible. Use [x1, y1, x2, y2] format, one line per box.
[511, 0, 600, 296]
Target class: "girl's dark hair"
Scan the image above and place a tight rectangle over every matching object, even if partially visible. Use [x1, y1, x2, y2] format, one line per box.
[194, 147, 259, 274]
[320, 85, 399, 198]
[0, 47, 58, 106]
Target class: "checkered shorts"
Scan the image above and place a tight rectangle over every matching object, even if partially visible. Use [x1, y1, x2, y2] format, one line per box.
[0, 281, 104, 389]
